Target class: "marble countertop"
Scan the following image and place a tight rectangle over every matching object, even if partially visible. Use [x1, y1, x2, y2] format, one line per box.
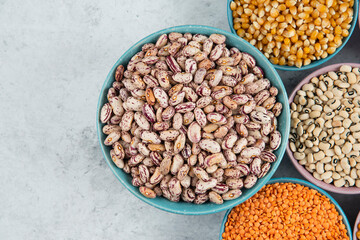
[1, 0, 359, 239]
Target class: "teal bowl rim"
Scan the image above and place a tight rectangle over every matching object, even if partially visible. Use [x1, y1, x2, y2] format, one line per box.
[227, 0, 359, 71]
[219, 177, 353, 240]
[96, 24, 290, 215]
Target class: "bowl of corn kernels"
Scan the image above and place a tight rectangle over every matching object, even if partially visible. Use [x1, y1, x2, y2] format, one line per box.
[219, 178, 352, 239]
[227, 0, 359, 70]
[355, 211, 360, 240]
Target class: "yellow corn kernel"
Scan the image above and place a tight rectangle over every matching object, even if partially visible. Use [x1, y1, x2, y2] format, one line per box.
[242, 23, 250, 29]
[309, 55, 316, 60]
[312, 9, 320, 18]
[274, 35, 284, 42]
[298, 12, 309, 19]
[254, 30, 260, 39]
[234, 23, 241, 30]
[295, 59, 303, 68]
[326, 33, 334, 42]
[279, 57, 286, 65]
[262, 38, 269, 45]
[248, 4, 256, 11]
[284, 38, 291, 45]
[273, 47, 280, 57]
[286, 14, 293, 24]
[290, 34, 298, 43]
[245, 33, 252, 39]
[314, 18, 322, 26]
[319, 38, 329, 45]
[342, 29, 349, 37]
[249, 39, 257, 45]
[303, 6, 313, 13]
[282, 51, 290, 58]
[310, 30, 318, 40]
[265, 33, 273, 42]
[253, 22, 261, 30]
[303, 39, 310, 47]
[258, 8, 266, 17]
[257, 18, 265, 25]
[317, 4, 328, 13]
[288, 60, 295, 66]
[285, 0, 297, 7]
[237, 29, 246, 37]
[327, 47, 336, 54]
[315, 43, 321, 52]
[317, 32, 324, 40]
[304, 46, 310, 54]
[297, 48, 304, 58]
[336, 15, 344, 23]
[326, 0, 334, 8]
[263, 21, 271, 31]
[304, 58, 311, 66]
[270, 8, 279, 18]
[271, 28, 276, 35]
[281, 44, 290, 51]
[230, 1, 237, 10]
[268, 41, 276, 48]
[297, 30, 305, 36]
[341, 22, 350, 29]
[289, 6, 297, 15]
[290, 45, 298, 54]
[288, 55, 297, 61]
[333, 35, 342, 46]
[244, 8, 252, 15]
[321, 51, 328, 59]
[339, 3, 348, 13]
[328, 42, 336, 47]
[283, 28, 296, 38]
[322, 19, 330, 28]
[278, 4, 287, 11]
[276, 15, 286, 22]
[270, 57, 279, 64]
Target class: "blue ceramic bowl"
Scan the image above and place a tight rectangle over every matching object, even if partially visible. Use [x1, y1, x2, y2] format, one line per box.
[96, 25, 290, 215]
[227, 0, 359, 71]
[219, 177, 353, 239]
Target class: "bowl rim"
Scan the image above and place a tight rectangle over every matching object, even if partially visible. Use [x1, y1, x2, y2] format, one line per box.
[96, 24, 290, 215]
[219, 177, 353, 240]
[286, 63, 360, 194]
[226, 0, 359, 71]
[354, 211, 360, 240]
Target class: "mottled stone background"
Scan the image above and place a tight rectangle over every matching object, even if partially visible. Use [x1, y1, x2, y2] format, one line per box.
[0, 0, 359, 239]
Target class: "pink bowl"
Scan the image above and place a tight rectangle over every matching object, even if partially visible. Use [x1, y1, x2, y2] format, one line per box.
[286, 63, 360, 194]
[354, 211, 360, 240]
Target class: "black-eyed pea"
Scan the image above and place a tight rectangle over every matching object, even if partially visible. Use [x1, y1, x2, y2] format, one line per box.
[294, 152, 306, 160]
[339, 65, 352, 72]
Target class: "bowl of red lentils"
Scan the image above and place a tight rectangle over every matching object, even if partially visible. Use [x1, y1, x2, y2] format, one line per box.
[219, 177, 352, 240]
[355, 211, 360, 240]
[227, 0, 359, 70]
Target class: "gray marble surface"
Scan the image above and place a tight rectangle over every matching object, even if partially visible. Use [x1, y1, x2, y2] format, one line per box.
[0, 0, 359, 239]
